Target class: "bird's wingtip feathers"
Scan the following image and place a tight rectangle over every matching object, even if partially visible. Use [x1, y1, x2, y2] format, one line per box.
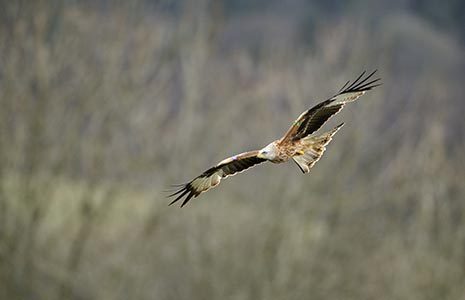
[167, 183, 197, 207]
[339, 70, 382, 94]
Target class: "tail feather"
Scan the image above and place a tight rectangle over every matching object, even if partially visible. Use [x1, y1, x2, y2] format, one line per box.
[292, 123, 343, 173]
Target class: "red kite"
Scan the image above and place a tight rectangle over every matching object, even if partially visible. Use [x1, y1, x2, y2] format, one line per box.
[169, 70, 381, 207]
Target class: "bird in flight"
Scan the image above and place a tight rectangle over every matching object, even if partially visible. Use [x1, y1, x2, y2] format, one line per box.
[168, 70, 381, 207]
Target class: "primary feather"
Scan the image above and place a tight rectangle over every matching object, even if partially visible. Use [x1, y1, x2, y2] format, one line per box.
[168, 151, 266, 207]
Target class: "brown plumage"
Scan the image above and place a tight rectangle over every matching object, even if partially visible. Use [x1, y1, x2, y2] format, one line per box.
[169, 70, 381, 207]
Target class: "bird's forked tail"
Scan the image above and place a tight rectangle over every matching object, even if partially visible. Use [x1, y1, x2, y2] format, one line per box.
[292, 123, 344, 173]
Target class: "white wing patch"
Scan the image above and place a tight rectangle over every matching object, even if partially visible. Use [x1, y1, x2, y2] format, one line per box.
[191, 173, 222, 193]
[328, 91, 365, 106]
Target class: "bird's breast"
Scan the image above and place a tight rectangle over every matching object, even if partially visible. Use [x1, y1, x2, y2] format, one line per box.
[270, 145, 294, 163]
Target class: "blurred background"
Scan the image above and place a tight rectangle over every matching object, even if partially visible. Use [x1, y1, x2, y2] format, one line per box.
[0, 0, 464, 299]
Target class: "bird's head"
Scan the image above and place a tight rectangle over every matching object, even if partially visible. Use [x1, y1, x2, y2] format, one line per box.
[257, 142, 277, 160]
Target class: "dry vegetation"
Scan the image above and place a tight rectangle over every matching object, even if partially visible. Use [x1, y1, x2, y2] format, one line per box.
[0, 1, 464, 299]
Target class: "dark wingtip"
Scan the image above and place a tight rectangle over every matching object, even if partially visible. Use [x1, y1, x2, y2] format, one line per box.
[167, 182, 198, 207]
[180, 192, 195, 207]
[342, 70, 381, 93]
[168, 187, 189, 206]
[369, 82, 383, 89]
[165, 188, 184, 197]
[345, 70, 366, 91]
[357, 78, 382, 91]
[338, 80, 351, 93]
[164, 181, 188, 195]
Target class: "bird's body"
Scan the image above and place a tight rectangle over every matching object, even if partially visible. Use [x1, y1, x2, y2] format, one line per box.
[260, 140, 294, 163]
[259, 140, 319, 164]
[257, 123, 344, 172]
[169, 71, 381, 207]
[269, 141, 294, 163]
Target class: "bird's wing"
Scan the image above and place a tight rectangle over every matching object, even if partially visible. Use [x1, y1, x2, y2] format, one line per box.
[280, 70, 381, 142]
[168, 150, 266, 207]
